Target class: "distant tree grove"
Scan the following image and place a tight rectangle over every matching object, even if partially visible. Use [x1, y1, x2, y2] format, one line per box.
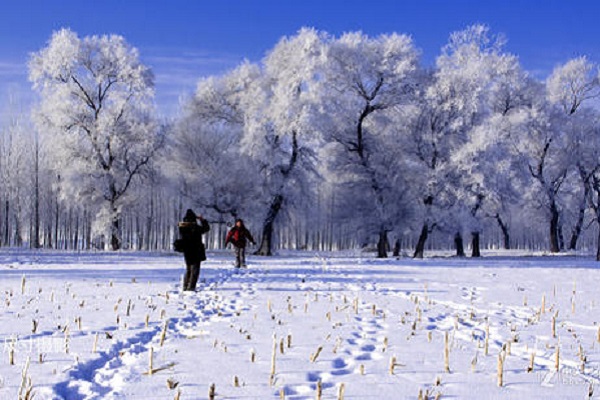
[1, 25, 600, 258]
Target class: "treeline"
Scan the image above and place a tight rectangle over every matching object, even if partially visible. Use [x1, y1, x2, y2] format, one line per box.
[1, 24, 600, 258]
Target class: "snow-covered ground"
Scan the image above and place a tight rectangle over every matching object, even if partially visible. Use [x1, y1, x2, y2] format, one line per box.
[0, 249, 599, 399]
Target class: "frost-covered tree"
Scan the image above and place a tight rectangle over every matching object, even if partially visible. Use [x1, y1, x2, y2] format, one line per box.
[242, 28, 326, 255]
[505, 58, 600, 254]
[405, 25, 505, 258]
[319, 31, 419, 257]
[586, 115, 600, 260]
[29, 28, 163, 250]
[547, 59, 600, 258]
[167, 63, 261, 224]
[171, 29, 326, 255]
[0, 106, 32, 247]
[444, 25, 527, 256]
[508, 88, 572, 253]
[546, 57, 600, 250]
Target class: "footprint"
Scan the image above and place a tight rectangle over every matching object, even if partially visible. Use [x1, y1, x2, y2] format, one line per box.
[360, 344, 376, 352]
[332, 358, 348, 369]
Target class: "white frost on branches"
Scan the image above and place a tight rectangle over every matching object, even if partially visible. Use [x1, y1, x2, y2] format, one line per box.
[29, 28, 162, 249]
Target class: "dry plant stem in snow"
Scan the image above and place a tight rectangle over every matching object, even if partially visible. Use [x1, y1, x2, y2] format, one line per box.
[541, 294, 546, 315]
[270, 335, 277, 386]
[208, 383, 216, 400]
[555, 342, 560, 372]
[166, 377, 179, 390]
[337, 383, 346, 400]
[497, 352, 504, 387]
[9, 337, 15, 365]
[310, 345, 324, 363]
[18, 356, 35, 400]
[160, 319, 169, 347]
[484, 321, 490, 356]
[527, 351, 535, 373]
[148, 347, 154, 375]
[93, 333, 99, 353]
[444, 331, 450, 372]
[389, 355, 397, 375]
[64, 326, 70, 354]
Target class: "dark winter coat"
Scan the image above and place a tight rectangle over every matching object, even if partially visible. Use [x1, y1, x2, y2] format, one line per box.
[225, 225, 255, 249]
[178, 219, 210, 264]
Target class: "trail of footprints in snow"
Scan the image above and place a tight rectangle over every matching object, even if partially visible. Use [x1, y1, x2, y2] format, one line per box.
[282, 301, 389, 397]
[52, 266, 251, 399]
[174, 268, 257, 336]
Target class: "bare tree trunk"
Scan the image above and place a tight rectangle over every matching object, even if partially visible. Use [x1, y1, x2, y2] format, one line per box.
[495, 214, 510, 250]
[3, 199, 8, 246]
[110, 216, 121, 251]
[413, 223, 428, 259]
[549, 203, 560, 253]
[377, 229, 388, 258]
[108, 179, 122, 250]
[596, 225, 600, 262]
[54, 198, 59, 249]
[255, 131, 299, 256]
[393, 238, 401, 257]
[85, 210, 92, 250]
[146, 193, 154, 251]
[471, 231, 481, 257]
[569, 193, 587, 251]
[570, 167, 592, 251]
[255, 194, 283, 256]
[454, 232, 465, 257]
[569, 215, 584, 251]
[33, 140, 40, 249]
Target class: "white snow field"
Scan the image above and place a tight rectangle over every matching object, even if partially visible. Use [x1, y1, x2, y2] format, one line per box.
[0, 249, 599, 399]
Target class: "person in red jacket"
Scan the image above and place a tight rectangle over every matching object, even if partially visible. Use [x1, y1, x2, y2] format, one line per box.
[225, 219, 256, 268]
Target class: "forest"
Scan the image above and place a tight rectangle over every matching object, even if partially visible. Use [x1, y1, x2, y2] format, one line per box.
[2, 24, 600, 259]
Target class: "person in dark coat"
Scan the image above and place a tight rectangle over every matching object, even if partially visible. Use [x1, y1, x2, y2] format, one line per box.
[178, 209, 210, 291]
[225, 219, 255, 268]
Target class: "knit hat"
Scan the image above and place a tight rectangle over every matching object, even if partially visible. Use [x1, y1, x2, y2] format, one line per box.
[183, 209, 197, 222]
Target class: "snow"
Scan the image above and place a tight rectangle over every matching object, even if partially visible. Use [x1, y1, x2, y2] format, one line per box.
[1, 249, 599, 399]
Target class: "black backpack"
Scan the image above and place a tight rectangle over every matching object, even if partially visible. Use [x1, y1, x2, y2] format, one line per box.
[173, 238, 185, 253]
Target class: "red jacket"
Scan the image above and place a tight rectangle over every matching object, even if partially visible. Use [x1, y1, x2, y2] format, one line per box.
[226, 226, 255, 248]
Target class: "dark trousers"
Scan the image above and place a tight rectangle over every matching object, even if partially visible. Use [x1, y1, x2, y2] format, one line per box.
[183, 263, 200, 291]
[234, 246, 246, 268]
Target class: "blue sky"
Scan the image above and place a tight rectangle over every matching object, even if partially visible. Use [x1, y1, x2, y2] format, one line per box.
[0, 0, 599, 119]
